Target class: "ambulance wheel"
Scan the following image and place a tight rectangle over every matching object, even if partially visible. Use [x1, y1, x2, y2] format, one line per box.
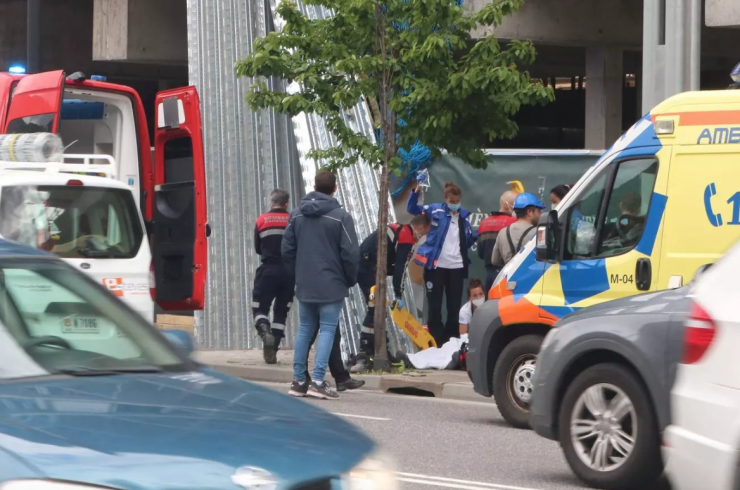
[493, 334, 542, 429]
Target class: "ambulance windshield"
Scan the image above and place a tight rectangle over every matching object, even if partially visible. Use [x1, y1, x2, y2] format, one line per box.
[0, 185, 143, 259]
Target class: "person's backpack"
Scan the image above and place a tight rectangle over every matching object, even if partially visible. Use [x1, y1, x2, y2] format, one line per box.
[505, 225, 536, 261]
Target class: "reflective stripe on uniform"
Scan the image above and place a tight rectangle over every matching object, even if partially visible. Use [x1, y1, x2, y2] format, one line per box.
[272, 323, 286, 331]
[361, 326, 374, 334]
[259, 228, 286, 239]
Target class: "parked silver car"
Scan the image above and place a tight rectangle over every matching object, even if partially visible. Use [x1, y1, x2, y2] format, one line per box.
[530, 286, 690, 490]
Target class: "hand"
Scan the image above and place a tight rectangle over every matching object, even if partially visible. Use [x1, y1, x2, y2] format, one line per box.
[395, 298, 405, 310]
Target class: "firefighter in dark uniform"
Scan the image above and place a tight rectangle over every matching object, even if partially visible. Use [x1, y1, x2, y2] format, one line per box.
[253, 189, 293, 364]
[352, 214, 432, 371]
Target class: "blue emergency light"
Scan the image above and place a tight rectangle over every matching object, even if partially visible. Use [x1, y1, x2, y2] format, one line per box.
[732, 63, 740, 83]
[91, 75, 107, 82]
[8, 64, 26, 74]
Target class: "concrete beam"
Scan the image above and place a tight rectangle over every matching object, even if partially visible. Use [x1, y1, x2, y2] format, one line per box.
[585, 47, 623, 149]
[706, 0, 740, 28]
[93, 0, 187, 63]
[470, 0, 643, 49]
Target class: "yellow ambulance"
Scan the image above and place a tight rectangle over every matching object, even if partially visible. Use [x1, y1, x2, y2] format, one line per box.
[468, 88, 740, 428]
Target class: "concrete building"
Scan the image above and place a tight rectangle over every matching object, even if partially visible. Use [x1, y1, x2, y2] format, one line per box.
[0, 0, 739, 149]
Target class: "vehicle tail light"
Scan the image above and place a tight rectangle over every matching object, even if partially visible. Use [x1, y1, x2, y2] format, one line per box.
[66, 179, 83, 186]
[149, 260, 156, 301]
[682, 302, 717, 364]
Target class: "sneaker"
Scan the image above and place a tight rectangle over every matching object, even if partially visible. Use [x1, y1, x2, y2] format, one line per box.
[307, 381, 339, 400]
[337, 377, 365, 392]
[288, 379, 309, 397]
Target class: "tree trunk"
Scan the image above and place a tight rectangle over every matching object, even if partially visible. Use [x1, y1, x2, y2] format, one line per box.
[372, 162, 391, 371]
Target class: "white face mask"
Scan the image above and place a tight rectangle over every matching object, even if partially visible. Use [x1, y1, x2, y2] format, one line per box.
[472, 298, 485, 308]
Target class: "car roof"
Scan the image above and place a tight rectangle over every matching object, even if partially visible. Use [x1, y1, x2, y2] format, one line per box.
[0, 238, 55, 258]
[0, 170, 130, 189]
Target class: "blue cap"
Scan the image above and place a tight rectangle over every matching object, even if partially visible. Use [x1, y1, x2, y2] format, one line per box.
[513, 192, 545, 210]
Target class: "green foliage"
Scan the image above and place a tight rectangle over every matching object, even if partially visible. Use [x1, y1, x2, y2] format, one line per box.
[235, 0, 554, 171]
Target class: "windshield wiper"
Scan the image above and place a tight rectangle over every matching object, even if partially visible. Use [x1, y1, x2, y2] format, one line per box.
[54, 365, 164, 376]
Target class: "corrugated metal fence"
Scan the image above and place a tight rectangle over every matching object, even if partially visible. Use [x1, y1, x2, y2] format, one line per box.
[186, 0, 416, 355]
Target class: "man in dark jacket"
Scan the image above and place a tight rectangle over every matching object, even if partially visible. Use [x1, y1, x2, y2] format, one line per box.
[282, 170, 359, 399]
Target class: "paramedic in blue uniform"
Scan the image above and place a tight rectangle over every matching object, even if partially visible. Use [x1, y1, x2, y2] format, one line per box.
[253, 189, 293, 364]
[352, 214, 432, 371]
[408, 181, 477, 346]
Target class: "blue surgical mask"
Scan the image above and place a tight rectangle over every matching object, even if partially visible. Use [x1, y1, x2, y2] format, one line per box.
[448, 203, 461, 212]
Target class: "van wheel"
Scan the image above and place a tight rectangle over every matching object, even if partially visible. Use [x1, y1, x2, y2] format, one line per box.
[558, 363, 662, 490]
[492, 334, 542, 429]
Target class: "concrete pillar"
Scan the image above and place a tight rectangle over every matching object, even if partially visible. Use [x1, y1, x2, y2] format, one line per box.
[642, 0, 700, 112]
[585, 47, 623, 150]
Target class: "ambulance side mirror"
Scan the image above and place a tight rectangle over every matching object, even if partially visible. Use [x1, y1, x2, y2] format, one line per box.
[536, 210, 560, 263]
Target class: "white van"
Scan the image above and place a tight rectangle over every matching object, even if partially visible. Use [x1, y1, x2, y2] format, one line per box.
[0, 165, 153, 322]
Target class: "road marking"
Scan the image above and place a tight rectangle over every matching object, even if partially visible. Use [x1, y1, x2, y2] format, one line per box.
[332, 412, 391, 421]
[397, 473, 542, 490]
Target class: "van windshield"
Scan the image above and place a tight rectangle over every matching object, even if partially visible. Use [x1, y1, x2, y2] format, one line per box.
[0, 186, 143, 259]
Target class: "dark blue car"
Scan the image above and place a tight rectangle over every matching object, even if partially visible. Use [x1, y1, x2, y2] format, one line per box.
[0, 240, 394, 490]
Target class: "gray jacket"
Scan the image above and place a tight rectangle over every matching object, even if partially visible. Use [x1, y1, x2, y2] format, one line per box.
[491, 220, 537, 267]
[282, 191, 360, 303]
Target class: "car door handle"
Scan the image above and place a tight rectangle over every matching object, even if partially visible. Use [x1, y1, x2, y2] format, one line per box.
[636, 258, 651, 291]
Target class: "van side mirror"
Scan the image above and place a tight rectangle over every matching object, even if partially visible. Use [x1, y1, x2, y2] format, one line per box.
[162, 329, 195, 356]
[536, 210, 561, 263]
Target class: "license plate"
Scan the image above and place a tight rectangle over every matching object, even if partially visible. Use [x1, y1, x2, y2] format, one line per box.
[62, 317, 99, 334]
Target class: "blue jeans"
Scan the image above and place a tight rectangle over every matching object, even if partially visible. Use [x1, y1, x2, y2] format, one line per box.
[294, 300, 344, 383]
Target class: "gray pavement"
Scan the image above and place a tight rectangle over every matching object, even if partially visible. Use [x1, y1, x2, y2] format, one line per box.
[256, 381, 670, 490]
[197, 348, 486, 401]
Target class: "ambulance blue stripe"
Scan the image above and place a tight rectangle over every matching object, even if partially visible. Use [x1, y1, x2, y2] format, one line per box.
[635, 192, 667, 256]
[560, 258, 610, 305]
[509, 251, 547, 302]
[541, 305, 580, 318]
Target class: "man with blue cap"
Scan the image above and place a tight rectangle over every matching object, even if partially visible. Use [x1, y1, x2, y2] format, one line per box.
[491, 192, 545, 268]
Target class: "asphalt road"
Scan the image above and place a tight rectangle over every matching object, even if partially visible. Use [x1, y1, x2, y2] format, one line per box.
[259, 382, 672, 490]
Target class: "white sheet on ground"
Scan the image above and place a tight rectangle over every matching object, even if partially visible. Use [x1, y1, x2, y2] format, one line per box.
[407, 334, 468, 370]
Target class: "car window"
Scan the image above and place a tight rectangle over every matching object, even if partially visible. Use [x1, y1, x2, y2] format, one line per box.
[596, 159, 658, 257]
[564, 173, 608, 259]
[0, 185, 143, 259]
[0, 260, 188, 379]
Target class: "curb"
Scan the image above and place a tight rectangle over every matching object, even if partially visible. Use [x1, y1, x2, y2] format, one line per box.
[207, 363, 493, 404]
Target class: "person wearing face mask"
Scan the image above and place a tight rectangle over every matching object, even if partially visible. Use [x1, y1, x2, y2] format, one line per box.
[477, 190, 518, 293]
[550, 184, 571, 207]
[407, 180, 477, 346]
[394, 279, 484, 370]
[351, 213, 432, 372]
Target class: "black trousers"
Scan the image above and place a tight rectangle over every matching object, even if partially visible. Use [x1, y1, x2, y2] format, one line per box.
[485, 265, 501, 295]
[424, 267, 464, 346]
[252, 263, 294, 339]
[308, 320, 349, 384]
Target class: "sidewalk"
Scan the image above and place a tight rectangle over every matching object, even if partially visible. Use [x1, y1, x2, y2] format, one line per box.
[195, 349, 492, 402]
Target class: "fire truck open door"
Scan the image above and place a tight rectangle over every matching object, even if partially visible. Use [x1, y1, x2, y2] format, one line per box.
[152, 87, 208, 311]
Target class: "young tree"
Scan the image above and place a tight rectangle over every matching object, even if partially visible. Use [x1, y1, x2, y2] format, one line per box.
[236, 0, 553, 370]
